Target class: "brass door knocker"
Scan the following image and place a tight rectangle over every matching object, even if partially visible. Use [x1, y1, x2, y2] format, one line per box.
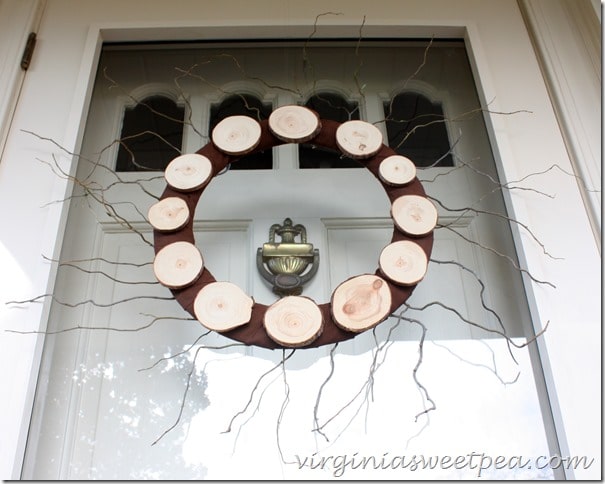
[256, 218, 320, 296]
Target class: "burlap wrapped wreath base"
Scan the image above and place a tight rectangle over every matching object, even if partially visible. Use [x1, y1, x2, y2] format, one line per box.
[150, 107, 435, 349]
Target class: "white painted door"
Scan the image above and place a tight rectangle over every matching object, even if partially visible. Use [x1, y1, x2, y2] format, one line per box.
[25, 40, 557, 480]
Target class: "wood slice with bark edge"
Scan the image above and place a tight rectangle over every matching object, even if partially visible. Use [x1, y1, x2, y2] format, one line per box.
[193, 281, 253, 332]
[148, 196, 190, 232]
[391, 194, 438, 236]
[331, 274, 392, 332]
[263, 296, 323, 347]
[153, 241, 204, 289]
[335, 120, 383, 159]
[268, 105, 321, 143]
[211, 115, 262, 156]
[379, 240, 428, 286]
[378, 154, 417, 186]
[164, 153, 213, 192]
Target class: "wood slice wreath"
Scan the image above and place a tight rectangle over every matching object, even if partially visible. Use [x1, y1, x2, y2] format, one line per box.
[151, 107, 435, 349]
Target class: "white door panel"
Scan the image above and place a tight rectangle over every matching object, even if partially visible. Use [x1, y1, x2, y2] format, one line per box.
[24, 39, 556, 479]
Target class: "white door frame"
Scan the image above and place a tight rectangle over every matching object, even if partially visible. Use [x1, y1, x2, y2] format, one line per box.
[0, 1, 599, 479]
[0, 0, 46, 157]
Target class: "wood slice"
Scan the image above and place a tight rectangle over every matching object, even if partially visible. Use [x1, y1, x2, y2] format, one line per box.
[153, 241, 204, 289]
[331, 274, 392, 332]
[268, 105, 321, 143]
[193, 281, 253, 332]
[263, 296, 323, 347]
[391, 195, 438, 236]
[335, 120, 383, 159]
[148, 196, 190, 232]
[378, 154, 417, 186]
[379, 240, 428, 286]
[211, 115, 262, 155]
[164, 153, 213, 192]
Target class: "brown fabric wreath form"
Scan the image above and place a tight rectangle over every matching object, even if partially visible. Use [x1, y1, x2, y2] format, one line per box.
[150, 106, 435, 349]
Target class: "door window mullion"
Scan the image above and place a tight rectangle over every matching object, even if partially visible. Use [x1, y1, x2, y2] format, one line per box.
[273, 92, 298, 170]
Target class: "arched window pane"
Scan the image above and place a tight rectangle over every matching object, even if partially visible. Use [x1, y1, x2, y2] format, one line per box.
[116, 96, 185, 171]
[209, 94, 272, 170]
[384, 92, 453, 167]
[299, 93, 362, 169]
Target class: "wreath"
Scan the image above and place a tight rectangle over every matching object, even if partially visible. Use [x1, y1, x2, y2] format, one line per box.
[149, 106, 436, 349]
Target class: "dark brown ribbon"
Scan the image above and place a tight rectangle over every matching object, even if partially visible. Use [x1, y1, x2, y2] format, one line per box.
[154, 118, 433, 349]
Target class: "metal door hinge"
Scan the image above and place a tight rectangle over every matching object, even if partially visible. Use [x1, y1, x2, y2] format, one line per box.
[21, 32, 37, 71]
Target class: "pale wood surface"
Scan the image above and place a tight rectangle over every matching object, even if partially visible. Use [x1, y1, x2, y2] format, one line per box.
[335, 120, 383, 159]
[331, 274, 392, 332]
[391, 195, 438, 236]
[268, 105, 321, 143]
[148, 196, 190, 232]
[211, 115, 262, 155]
[164, 153, 213, 192]
[379, 240, 428, 286]
[378, 154, 417, 186]
[263, 296, 323, 347]
[153, 241, 204, 289]
[194, 281, 253, 331]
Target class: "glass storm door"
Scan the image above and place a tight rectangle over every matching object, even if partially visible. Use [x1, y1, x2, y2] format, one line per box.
[24, 40, 559, 479]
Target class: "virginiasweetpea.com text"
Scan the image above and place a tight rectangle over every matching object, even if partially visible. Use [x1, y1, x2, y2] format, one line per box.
[292, 451, 595, 477]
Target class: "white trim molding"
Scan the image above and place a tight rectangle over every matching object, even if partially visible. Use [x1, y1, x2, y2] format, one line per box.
[518, 0, 602, 249]
[0, 0, 46, 159]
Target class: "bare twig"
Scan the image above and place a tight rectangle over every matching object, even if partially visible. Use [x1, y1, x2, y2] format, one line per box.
[313, 343, 339, 442]
[174, 65, 267, 121]
[385, 37, 434, 123]
[276, 349, 294, 465]
[6, 314, 194, 336]
[23, 130, 161, 199]
[437, 223, 556, 288]
[393, 311, 437, 421]
[138, 331, 211, 372]
[103, 67, 206, 140]
[430, 258, 518, 364]
[51, 260, 158, 285]
[430, 340, 520, 386]
[151, 345, 205, 446]
[314, 318, 401, 443]
[222, 350, 296, 434]
[42, 254, 153, 268]
[36, 154, 153, 246]
[352, 16, 367, 101]
[303, 12, 344, 94]
[430, 195, 560, 260]
[6, 293, 174, 308]
[406, 301, 550, 349]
